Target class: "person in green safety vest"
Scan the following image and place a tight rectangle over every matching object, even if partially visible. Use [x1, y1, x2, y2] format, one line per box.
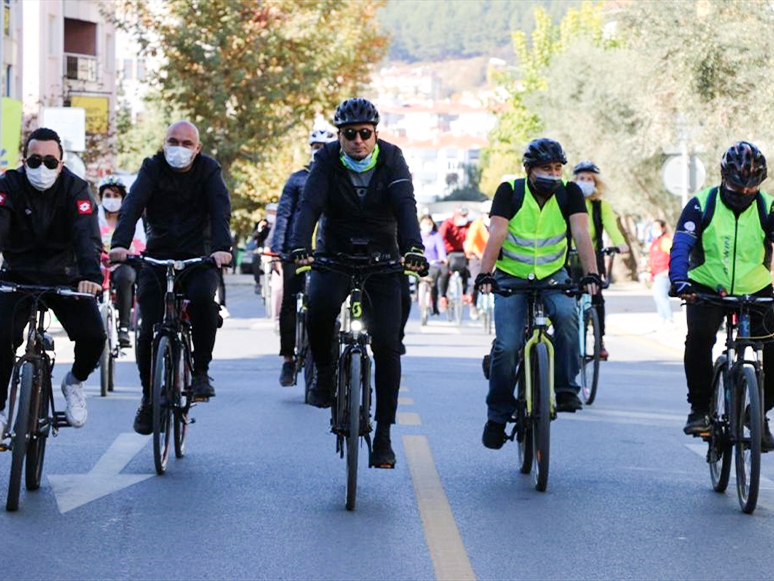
[670, 141, 774, 449]
[474, 138, 602, 450]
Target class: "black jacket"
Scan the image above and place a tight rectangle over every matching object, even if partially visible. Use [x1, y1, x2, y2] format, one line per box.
[112, 151, 232, 259]
[0, 166, 101, 285]
[271, 165, 309, 254]
[290, 140, 422, 257]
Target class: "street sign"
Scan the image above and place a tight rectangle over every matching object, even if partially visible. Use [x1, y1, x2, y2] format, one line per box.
[40, 107, 86, 152]
[662, 155, 706, 196]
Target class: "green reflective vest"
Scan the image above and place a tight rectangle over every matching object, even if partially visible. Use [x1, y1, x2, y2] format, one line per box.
[495, 179, 568, 280]
[689, 187, 774, 294]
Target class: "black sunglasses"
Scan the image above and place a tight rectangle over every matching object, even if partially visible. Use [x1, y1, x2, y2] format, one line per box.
[342, 128, 374, 141]
[26, 155, 61, 170]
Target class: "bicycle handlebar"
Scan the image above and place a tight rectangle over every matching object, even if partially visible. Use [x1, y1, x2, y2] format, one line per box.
[120, 255, 213, 270]
[311, 254, 405, 276]
[491, 279, 581, 298]
[0, 283, 96, 299]
[692, 292, 774, 308]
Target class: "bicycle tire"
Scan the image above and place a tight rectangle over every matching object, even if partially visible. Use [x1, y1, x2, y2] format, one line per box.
[152, 336, 174, 475]
[579, 306, 601, 405]
[532, 343, 551, 491]
[516, 371, 533, 474]
[174, 334, 192, 459]
[345, 353, 361, 511]
[100, 304, 112, 397]
[25, 365, 50, 491]
[735, 365, 761, 514]
[7, 363, 34, 511]
[708, 356, 731, 493]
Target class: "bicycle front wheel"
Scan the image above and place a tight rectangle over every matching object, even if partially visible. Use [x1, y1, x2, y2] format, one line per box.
[345, 353, 361, 511]
[7, 363, 34, 511]
[174, 334, 192, 459]
[516, 371, 533, 475]
[579, 306, 601, 405]
[99, 304, 113, 397]
[152, 336, 174, 475]
[735, 365, 761, 514]
[532, 343, 551, 492]
[26, 365, 51, 491]
[708, 356, 731, 493]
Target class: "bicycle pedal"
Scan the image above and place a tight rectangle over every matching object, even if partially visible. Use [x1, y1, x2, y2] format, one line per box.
[0, 442, 9, 452]
[693, 430, 711, 439]
[370, 462, 395, 470]
[193, 396, 210, 403]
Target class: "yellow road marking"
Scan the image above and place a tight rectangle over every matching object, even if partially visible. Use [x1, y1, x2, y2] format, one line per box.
[398, 412, 422, 426]
[404, 435, 476, 581]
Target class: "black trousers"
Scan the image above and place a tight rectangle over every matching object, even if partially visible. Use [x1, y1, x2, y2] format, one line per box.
[307, 270, 401, 424]
[111, 264, 136, 329]
[0, 290, 105, 410]
[439, 252, 469, 297]
[279, 266, 304, 357]
[136, 264, 220, 397]
[685, 284, 774, 413]
[400, 274, 411, 345]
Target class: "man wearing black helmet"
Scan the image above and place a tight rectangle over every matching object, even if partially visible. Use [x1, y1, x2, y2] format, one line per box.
[670, 141, 774, 448]
[475, 138, 600, 450]
[291, 98, 428, 469]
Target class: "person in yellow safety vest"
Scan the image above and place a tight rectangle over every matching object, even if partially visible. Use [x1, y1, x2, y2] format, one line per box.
[571, 160, 629, 360]
[475, 138, 601, 450]
[670, 141, 774, 450]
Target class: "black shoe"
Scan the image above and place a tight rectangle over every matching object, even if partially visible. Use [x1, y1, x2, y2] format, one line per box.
[370, 434, 396, 468]
[118, 328, 131, 348]
[482, 420, 507, 449]
[307, 367, 334, 408]
[555, 391, 582, 413]
[482, 354, 491, 380]
[763, 418, 774, 452]
[192, 372, 216, 399]
[279, 360, 295, 387]
[133, 402, 153, 435]
[683, 409, 710, 435]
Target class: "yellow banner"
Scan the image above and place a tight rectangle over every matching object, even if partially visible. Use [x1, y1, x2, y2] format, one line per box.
[70, 95, 109, 134]
[1, 98, 22, 172]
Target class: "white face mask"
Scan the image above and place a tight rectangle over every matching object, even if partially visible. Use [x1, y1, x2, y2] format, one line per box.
[102, 197, 122, 213]
[26, 165, 59, 191]
[577, 181, 596, 198]
[164, 145, 196, 169]
[454, 218, 467, 227]
[266, 214, 276, 225]
[651, 228, 663, 239]
[420, 224, 433, 234]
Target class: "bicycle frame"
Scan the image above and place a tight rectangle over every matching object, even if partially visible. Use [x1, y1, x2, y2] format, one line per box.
[521, 295, 556, 416]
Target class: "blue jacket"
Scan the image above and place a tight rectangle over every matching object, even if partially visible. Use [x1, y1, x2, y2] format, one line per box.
[271, 166, 310, 254]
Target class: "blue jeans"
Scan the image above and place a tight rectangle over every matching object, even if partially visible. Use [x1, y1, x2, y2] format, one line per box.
[486, 269, 580, 423]
[652, 273, 672, 321]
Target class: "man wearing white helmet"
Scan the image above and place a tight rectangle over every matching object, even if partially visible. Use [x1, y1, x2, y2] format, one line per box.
[271, 127, 336, 386]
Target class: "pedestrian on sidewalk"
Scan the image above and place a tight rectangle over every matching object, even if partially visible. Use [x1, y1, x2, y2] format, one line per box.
[648, 219, 673, 324]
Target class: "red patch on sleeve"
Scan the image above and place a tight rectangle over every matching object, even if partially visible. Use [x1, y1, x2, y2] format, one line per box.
[77, 200, 93, 215]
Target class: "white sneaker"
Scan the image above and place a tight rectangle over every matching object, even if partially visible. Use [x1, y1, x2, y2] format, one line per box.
[0, 411, 7, 437]
[61, 372, 87, 428]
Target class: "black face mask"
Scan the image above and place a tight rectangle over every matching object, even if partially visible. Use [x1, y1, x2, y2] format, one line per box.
[721, 186, 756, 214]
[530, 175, 562, 196]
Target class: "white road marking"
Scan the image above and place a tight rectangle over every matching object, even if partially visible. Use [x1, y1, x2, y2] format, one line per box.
[561, 408, 684, 427]
[48, 433, 153, 514]
[398, 412, 422, 426]
[685, 443, 774, 490]
[399, 397, 415, 405]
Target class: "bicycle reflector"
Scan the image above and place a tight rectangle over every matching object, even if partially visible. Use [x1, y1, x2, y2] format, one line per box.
[350, 319, 364, 333]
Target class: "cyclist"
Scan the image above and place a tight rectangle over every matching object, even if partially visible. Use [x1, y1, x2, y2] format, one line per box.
[420, 214, 447, 316]
[670, 141, 774, 449]
[475, 138, 600, 449]
[647, 220, 673, 325]
[98, 175, 146, 347]
[110, 120, 232, 435]
[272, 127, 336, 386]
[571, 161, 629, 360]
[291, 98, 428, 468]
[465, 199, 491, 319]
[438, 207, 471, 311]
[0, 127, 104, 434]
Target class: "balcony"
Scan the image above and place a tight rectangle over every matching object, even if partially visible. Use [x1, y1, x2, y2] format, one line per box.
[65, 53, 98, 82]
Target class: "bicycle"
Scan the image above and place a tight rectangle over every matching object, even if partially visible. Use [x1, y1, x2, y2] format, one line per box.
[417, 275, 433, 326]
[0, 283, 95, 511]
[690, 292, 773, 514]
[446, 270, 464, 326]
[260, 251, 274, 319]
[293, 269, 315, 400]
[311, 253, 406, 511]
[125, 255, 212, 475]
[99, 255, 117, 397]
[491, 276, 577, 492]
[477, 289, 494, 335]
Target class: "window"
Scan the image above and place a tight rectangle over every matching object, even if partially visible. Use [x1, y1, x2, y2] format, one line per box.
[123, 59, 133, 80]
[3, 0, 10, 37]
[64, 18, 97, 56]
[136, 59, 146, 81]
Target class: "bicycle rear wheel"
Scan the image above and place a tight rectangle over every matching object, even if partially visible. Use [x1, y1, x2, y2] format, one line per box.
[419, 281, 429, 326]
[735, 365, 761, 514]
[174, 334, 192, 459]
[579, 306, 601, 405]
[532, 343, 551, 491]
[7, 363, 34, 511]
[26, 365, 51, 491]
[708, 356, 731, 493]
[345, 352, 361, 511]
[152, 336, 174, 475]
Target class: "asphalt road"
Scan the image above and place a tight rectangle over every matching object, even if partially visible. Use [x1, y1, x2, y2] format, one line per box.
[2, 274, 773, 580]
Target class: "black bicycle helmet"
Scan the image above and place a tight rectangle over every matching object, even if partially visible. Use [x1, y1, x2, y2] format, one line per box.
[523, 138, 567, 169]
[333, 98, 380, 128]
[721, 141, 767, 189]
[573, 160, 600, 174]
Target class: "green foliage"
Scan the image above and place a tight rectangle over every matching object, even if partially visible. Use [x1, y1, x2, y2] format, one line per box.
[115, 90, 176, 173]
[441, 164, 487, 202]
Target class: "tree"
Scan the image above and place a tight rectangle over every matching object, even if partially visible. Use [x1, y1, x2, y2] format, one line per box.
[112, 0, 387, 211]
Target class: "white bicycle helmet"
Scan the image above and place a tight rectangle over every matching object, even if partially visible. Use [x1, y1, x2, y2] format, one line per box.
[309, 128, 336, 145]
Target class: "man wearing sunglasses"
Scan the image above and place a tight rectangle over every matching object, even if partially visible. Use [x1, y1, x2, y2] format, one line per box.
[290, 98, 428, 469]
[0, 127, 105, 435]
